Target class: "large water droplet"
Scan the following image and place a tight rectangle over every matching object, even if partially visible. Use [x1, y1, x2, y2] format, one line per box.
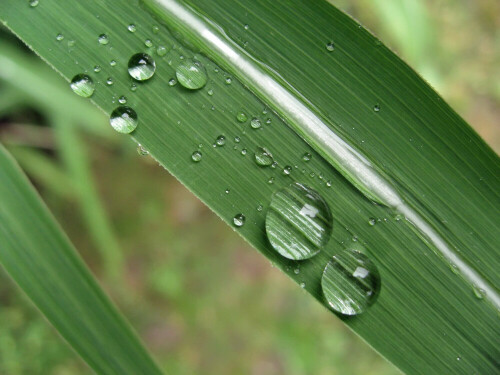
[128, 53, 156, 81]
[265, 182, 333, 260]
[321, 249, 380, 316]
[175, 59, 207, 90]
[70, 74, 95, 98]
[109, 106, 138, 134]
[254, 147, 274, 167]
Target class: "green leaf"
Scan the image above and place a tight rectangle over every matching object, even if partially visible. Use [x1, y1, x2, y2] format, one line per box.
[0, 1, 498, 374]
[0, 143, 162, 374]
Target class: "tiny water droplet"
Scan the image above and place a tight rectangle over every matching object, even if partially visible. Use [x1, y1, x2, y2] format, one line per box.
[225, 77, 232, 85]
[70, 74, 95, 98]
[326, 180, 332, 188]
[94, 65, 101, 73]
[244, 24, 249, 30]
[302, 152, 312, 162]
[234, 136, 241, 143]
[98, 34, 109, 45]
[176, 59, 208, 90]
[137, 144, 149, 156]
[368, 218, 376, 226]
[268, 177, 274, 184]
[473, 286, 485, 300]
[215, 135, 226, 146]
[322, 249, 381, 316]
[128, 53, 156, 81]
[127, 24, 136, 33]
[191, 151, 202, 162]
[56, 33, 64, 41]
[152, 25, 160, 34]
[144, 39, 153, 48]
[257, 204, 263, 212]
[156, 45, 167, 56]
[266, 182, 333, 260]
[225, 189, 230, 194]
[374, 104, 380, 112]
[265, 118, 272, 125]
[118, 96, 127, 104]
[106, 77, 114, 86]
[326, 42, 335, 51]
[237, 112, 248, 123]
[294, 268, 300, 274]
[109, 106, 138, 134]
[233, 213, 246, 227]
[110, 60, 117, 67]
[283, 166, 292, 175]
[29, 0, 39, 7]
[254, 147, 274, 167]
[250, 118, 261, 129]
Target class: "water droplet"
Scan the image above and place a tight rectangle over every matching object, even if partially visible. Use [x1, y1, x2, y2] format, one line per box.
[118, 96, 127, 104]
[266, 182, 333, 260]
[109, 106, 138, 134]
[268, 177, 275, 184]
[374, 104, 380, 112]
[283, 166, 292, 175]
[368, 218, 376, 226]
[302, 152, 312, 162]
[127, 24, 136, 33]
[56, 33, 64, 41]
[225, 77, 232, 85]
[473, 286, 485, 300]
[300, 282, 306, 288]
[130, 83, 138, 92]
[191, 151, 202, 162]
[234, 136, 241, 143]
[94, 65, 101, 73]
[321, 249, 380, 316]
[168, 78, 177, 86]
[106, 77, 114, 86]
[215, 135, 226, 146]
[70, 74, 95, 98]
[137, 144, 149, 156]
[326, 180, 332, 188]
[244, 24, 249, 30]
[207, 89, 214, 96]
[237, 112, 248, 123]
[156, 45, 167, 56]
[110, 60, 117, 67]
[98, 34, 109, 45]
[257, 204, 263, 212]
[254, 147, 274, 167]
[241, 148, 247, 156]
[250, 118, 261, 129]
[233, 213, 246, 227]
[225, 189, 230, 194]
[152, 25, 160, 34]
[265, 118, 272, 125]
[176, 59, 208, 90]
[294, 268, 300, 274]
[29, 0, 39, 7]
[144, 39, 153, 48]
[326, 42, 335, 51]
[128, 53, 156, 81]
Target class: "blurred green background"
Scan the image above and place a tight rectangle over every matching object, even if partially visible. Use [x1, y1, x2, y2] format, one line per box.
[0, 0, 498, 374]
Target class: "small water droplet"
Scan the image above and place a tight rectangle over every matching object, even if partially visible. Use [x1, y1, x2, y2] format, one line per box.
[137, 144, 149, 156]
[144, 39, 153, 48]
[266, 182, 333, 260]
[254, 147, 274, 167]
[152, 25, 160, 34]
[207, 89, 214, 96]
[326, 42, 335, 52]
[29, 0, 39, 7]
[127, 24, 136, 33]
[98, 34, 109, 45]
[225, 77, 232, 85]
[106, 77, 114, 86]
[244, 24, 249, 30]
[128, 53, 156, 81]
[241, 148, 247, 156]
[300, 282, 306, 288]
[283, 166, 292, 175]
[191, 151, 202, 162]
[156, 45, 167, 56]
[109, 106, 138, 134]
[215, 135, 226, 147]
[265, 118, 272, 125]
[374, 104, 380, 112]
[56, 33, 64, 41]
[110, 59, 117, 67]
[70, 74, 95, 98]
[67, 40, 75, 47]
[130, 83, 138, 92]
[321, 249, 381, 315]
[234, 136, 241, 143]
[302, 152, 312, 162]
[326, 180, 332, 188]
[473, 286, 485, 300]
[118, 96, 127, 104]
[94, 65, 101, 73]
[233, 213, 246, 227]
[168, 78, 177, 87]
[225, 189, 230, 194]
[176, 59, 208, 90]
[257, 204, 263, 212]
[268, 177, 274, 184]
[250, 118, 261, 129]
[237, 112, 248, 123]
[368, 218, 376, 226]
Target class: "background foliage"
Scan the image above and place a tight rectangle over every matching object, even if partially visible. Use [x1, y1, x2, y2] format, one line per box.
[0, 0, 498, 374]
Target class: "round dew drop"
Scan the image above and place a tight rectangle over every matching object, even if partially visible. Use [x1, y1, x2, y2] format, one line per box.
[250, 118, 261, 129]
[127, 24, 136, 33]
[128, 53, 156, 81]
[321, 249, 380, 316]
[254, 147, 274, 167]
[215, 135, 226, 147]
[236, 112, 248, 123]
[109, 106, 138, 134]
[29, 0, 39, 7]
[233, 213, 246, 227]
[326, 42, 335, 51]
[265, 182, 333, 260]
[70, 74, 95, 98]
[176, 59, 208, 90]
[191, 151, 202, 162]
[98, 34, 109, 45]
